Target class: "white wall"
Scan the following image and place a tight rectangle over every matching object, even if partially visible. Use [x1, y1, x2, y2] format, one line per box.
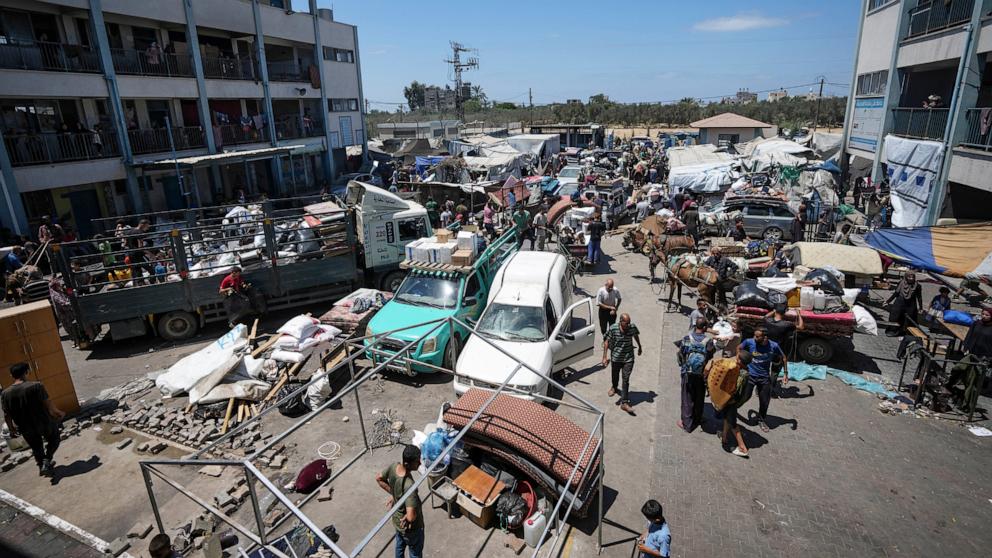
[976, 19, 992, 54]
[14, 158, 126, 191]
[270, 82, 322, 99]
[949, 148, 992, 193]
[117, 75, 199, 99]
[898, 27, 967, 68]
[858, 2, 901, 73]
[192, 0, 255, 37]
[204, 79, 264, 100]
[322, 62, 361, 98]
[0, 70, 108, 98]
[102, 0, 185, 25]
[258, 2, 313, 43]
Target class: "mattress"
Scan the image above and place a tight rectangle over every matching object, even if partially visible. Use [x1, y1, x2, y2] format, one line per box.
[444, 389, 601, 492]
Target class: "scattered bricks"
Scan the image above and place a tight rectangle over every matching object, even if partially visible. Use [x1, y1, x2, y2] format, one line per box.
[149, 442, 168, 454]
[503, 532, 526, 555]
[116, 438, 133, 450]
[110, 426, 124, 435]
[198, 465, 224, 477]
[0, 453, 9, 465]
[196, 428, 215, 445]
[317, 486, 334, 502]
[127, 523, 153, 539]
[146, 418, 161, 429]
[106, 537, 131, 557]
[1, 461, 15, 472]
[80, 419, 92, 429]
[269, 455, 286, 469]
[214, 491, 235, 508]
[221, 501, 239, 516]
[15, 452, 31, 465]
[263, 509, 284, 528]
[230, 485, 250, 504]
[92, 415, 102, 424]
[136, 442, 150, 453]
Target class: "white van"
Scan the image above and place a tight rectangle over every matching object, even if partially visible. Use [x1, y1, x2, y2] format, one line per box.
[453, 251, 595, 399]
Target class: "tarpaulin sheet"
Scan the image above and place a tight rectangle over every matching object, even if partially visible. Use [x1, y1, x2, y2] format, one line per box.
[414, 155, 446, 177]
[883, 135, 943, 227]
[669, 161, 734, 193]
[776, 362, 898, 399]
[864, 223, 992, 279]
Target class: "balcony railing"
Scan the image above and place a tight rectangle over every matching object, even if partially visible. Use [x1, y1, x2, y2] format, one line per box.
[0, 40, 101, 73]
[960, 108, 992, 150]
[215, 123, 270, 147]
[128, 126, 206, 155]
[266, 60, 307, 82]
[110, 48, 194, 78]
[202, 54, 257, 80]
[906, 0, 974, 39]
[274, 117, 322, 140]
[891, 107, 949, 141]
[3, 129, 121, 167]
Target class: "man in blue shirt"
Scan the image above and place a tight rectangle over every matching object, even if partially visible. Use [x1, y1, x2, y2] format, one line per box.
[738, 326, 789, 432]
[637, 499, 671, 557]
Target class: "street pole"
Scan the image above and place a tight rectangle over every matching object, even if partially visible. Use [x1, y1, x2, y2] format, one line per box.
[813, 76, 825, 135]
[529, 87, 533, 127]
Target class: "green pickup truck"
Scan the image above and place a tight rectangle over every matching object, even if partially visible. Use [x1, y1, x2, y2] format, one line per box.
[364, 228, 518, 374]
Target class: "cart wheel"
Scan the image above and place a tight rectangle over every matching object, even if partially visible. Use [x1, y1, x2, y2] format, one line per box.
[158, 310, 199, 341]
[799, 337, 834, 364]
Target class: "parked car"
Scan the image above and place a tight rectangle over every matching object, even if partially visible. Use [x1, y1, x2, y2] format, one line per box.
[701, 197, 797, 241]
[556, 165, 583, 192]
[453, 251, 595, 400]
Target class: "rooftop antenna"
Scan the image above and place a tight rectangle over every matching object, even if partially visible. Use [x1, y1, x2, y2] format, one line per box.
[444, 41, 479, 120]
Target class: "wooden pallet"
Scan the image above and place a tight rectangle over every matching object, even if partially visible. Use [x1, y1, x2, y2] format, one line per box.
[399, 259, 473, 274]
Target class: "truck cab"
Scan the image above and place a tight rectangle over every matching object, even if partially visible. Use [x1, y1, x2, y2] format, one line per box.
[346, 181, 433, 291]
[364, 228, 518, 374]
[453, 251, 594, 399]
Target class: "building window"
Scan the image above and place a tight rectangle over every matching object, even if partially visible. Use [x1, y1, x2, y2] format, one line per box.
[328, 98, 359, 112]
[868, 0, 896, 12]
[322, 47, 354, 63]
[856, 70, 888, 96]
[433, 128, 443, 138]
[393, 129, 416, 139]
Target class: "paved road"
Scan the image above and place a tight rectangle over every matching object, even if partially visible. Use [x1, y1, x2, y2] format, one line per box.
[0, 500, 103, 558]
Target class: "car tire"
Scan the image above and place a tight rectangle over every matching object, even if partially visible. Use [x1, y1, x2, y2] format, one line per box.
[158, 310, 198, 341]
[763, 227, 784, 241]
[443, 334, 462, 371]
[798, 337, 834, 364]
[380, 270, 406, 293]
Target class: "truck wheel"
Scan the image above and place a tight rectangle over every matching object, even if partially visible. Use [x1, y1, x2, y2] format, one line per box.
[763, 226, 784, 241]
[158, 311, 198, 341]
[380, 270, 406, 293]
[798, 337, 833, 364]
[443, 335, 462, 371]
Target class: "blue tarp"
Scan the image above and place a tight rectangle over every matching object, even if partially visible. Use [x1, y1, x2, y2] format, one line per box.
[778, 362, 899, 399]
[415, 156, 446, 178]
[864, 223, 992, 279]
[812, 159, 841, 174]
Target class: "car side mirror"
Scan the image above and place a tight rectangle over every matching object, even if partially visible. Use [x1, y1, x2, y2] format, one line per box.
[463, 296, 477, 306]
[557, 331, 575, 341]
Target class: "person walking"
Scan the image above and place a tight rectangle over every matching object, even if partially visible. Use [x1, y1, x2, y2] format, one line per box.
[738, 327, 788, 432]
[375, 444, 425, 558]
[885, 272, 923, 336]
[512, 205, 531, 249]
[637, 500, 671, 557]
[682, 202, 699, 243]
[2, 362, 64, 476]
[596, 279, 622, 338]
[687, 298, 717, 333]
[482, 202, 496, 240]
[586, 213, 607, 265]
[944, 307, 992, 414]
[425, 197, 439, 229]
[602, 313, 642, 414]
[533, 209, 548, 251]
[704, 247, 739, 307]
[703, 351, 753, 457]
[677, 318, 715, 432]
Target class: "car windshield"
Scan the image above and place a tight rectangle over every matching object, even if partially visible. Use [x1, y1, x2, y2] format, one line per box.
[558, 184, 578, 197]
[476, 303, 547, 342]
[559, 167, 581, 179]
[394, 275, 459, 309]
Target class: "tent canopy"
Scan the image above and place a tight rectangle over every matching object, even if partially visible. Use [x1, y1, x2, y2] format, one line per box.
[865, 223, 992, 279]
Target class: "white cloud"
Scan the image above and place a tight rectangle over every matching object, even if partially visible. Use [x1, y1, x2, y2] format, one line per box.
[693, 13, 789, 32]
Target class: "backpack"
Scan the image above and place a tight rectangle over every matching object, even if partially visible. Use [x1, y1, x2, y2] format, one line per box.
[680, 335, 710, 375]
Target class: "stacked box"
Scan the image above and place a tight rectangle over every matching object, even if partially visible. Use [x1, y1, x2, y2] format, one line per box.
[434, 241, 458, 265]
[413, 243, 433, 263]
[405, 238, 425, 261]
[456, 231, 476, 255]
[435, 229, 454, 243]
[451, 250, 474, 267]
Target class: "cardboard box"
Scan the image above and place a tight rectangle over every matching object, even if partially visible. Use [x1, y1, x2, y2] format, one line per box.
[412, 244, 432, 263]
[456, 231, 476, 254]
[435, 229, 454, 243]
[456, 492, 495, 529]
[435, 241, 457, 265]
[451, 249, 474, 267]
[404, 239, 424, 261]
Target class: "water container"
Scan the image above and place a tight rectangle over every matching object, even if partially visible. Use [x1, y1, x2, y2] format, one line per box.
[799, 287, 815, 310]
[813, 289, 827, 311]
[523, 511, 548, 548]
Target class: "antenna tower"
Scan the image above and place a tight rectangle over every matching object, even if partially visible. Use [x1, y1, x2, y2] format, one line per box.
[444, 41, 479, 120]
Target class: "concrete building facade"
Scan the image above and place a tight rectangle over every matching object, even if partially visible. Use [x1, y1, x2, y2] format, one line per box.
[0, 0, 368, 238]
[841, 0, 992, 224]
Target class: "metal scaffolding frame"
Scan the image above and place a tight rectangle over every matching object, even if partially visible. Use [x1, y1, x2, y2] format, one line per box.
[140, 314, 605, 557]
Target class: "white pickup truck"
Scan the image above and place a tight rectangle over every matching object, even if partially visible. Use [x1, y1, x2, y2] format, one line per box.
[453, 251, 595, 399]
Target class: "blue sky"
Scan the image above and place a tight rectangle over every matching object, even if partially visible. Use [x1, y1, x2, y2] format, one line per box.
[308, 1, 860, 108]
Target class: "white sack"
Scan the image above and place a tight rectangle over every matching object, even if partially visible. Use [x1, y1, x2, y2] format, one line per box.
[156, 325, 248, 397]
[278, 315, 320, 339]
[853, 305, 878, 335]
[199, 379, 271, 404]
[757, 277, 798, 293]
[305, 370, 333, 410]
[272, 349, 304, 363]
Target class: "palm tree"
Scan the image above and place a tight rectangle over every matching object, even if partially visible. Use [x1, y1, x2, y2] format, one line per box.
[471, 85, 488, 109]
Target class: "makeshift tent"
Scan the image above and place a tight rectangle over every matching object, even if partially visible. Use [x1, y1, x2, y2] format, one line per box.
[883, 135, 943, 227]
[738, 137, 814, 172]
[812, 132, 843, 160]
[394, 139, 444, 165]
[865, 223, 992, 279]
[414, 155, 447, 178]
[669, 160, 736, 193]
[505, 134, 561, 161]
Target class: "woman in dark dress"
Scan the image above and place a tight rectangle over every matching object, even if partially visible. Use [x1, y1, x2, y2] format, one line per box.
[886, 272, 923, 336]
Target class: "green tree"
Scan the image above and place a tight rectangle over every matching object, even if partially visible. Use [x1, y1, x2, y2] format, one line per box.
[402, 81, 426, 111]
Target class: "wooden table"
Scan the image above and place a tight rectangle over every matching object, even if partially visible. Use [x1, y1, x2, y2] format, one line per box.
[938, 318, 970, 348]
[452, 465, 505, 506]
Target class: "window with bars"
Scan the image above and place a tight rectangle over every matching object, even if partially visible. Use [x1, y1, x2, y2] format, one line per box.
[856, 70, 888, 96]
[322, 46, 354, 63]
[328, 98, 359, 112]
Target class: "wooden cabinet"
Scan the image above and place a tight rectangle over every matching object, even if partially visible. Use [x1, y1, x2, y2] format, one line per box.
[0, 301, 79, 414]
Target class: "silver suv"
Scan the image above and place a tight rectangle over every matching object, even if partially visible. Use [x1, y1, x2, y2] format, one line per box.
[703, 198, 797, 241]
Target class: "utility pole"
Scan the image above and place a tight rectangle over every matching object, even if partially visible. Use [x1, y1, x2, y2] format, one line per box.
[444, 41, 478, 121]
[813, 75, 825, 135]
[529, 87, 533, 127]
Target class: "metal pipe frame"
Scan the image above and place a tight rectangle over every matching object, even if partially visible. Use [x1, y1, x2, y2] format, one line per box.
[142, 313, 605, 557]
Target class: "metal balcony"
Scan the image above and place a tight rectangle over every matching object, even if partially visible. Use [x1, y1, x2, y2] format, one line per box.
[128, 127, 207, 155]
[906, 0, 974, 39]
[960, 108, 992, 150]
[215, 123, 270, 147]
[266, 60, 307, 82]
[202, 54, 257, 80]
[3, 129, 122, 167]
[110, 48, 194, 78]
[0, 41, 101, 73]
[274, 117, 322, 140]
[890, 107, 949, 141]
